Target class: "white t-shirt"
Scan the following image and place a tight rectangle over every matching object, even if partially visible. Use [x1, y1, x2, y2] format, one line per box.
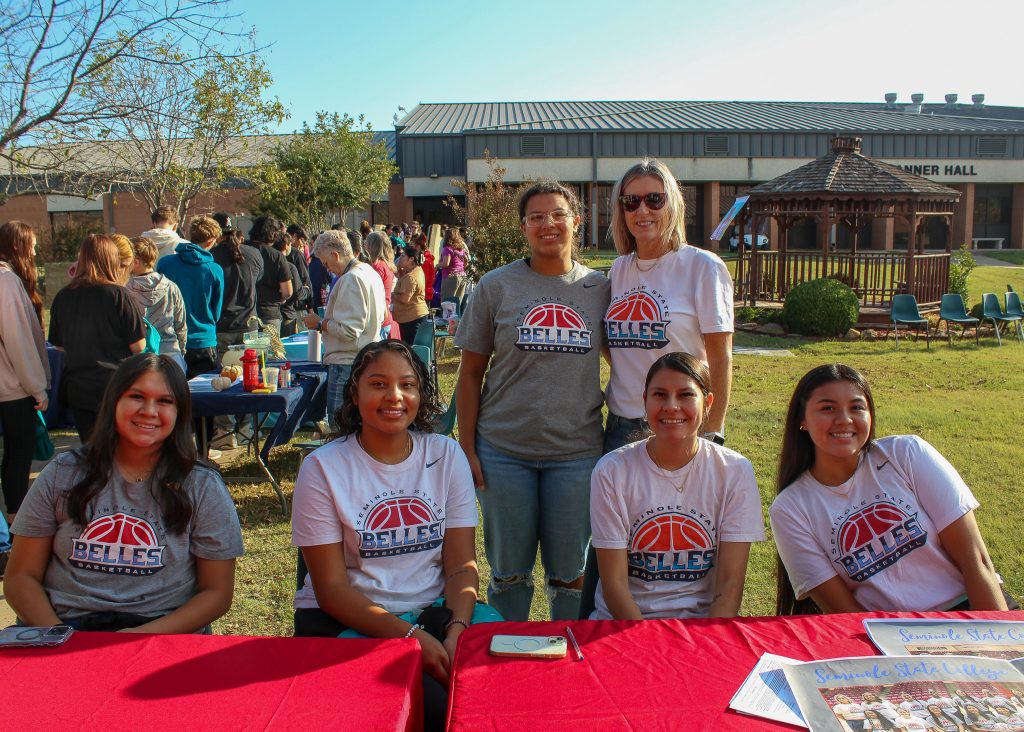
[894, 715, 929, 731]
[769, 435, 979, 612]
[291, 432, 477, 613]
[604, 246, 733, 419]
[862, 700, 899, 721]
[590, 439, 765, 619]
[832, 702, 865, 720]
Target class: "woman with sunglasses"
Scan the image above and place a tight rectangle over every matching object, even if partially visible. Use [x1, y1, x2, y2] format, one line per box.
[603, 158, 734, 453]
[455, 179, 610, 621]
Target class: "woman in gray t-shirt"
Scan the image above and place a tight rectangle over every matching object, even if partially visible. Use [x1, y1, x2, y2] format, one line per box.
[455, 180, 611, 621]
[7, 353, 244, 632]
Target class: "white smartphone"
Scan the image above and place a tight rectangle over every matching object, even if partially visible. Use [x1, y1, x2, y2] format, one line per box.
[489, 634, 568, 659]
[0, 625, 74, 649]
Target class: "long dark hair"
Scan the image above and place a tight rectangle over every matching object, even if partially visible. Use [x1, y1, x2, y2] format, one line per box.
[67, 354, 198, 534]
[643, 351, 713, 431]
[334, 340, 442, 437]
[222, 229, 245, 265]
[0, 221, 43, 323]
[775, 363, 876, 615]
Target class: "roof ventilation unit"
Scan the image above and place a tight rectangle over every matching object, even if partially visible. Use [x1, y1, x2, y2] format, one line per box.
[884, 92, 898, 109]
[704, 135, 730, 154]
[972, 93, 985, 109]
[977, 137, 1007, 157]
[908, 93, 924, 114]
[520, 135, 545, 156]
[944, 94, 958, 108]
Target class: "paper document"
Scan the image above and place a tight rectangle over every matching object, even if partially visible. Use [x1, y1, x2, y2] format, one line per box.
[728, 653, 806, 727]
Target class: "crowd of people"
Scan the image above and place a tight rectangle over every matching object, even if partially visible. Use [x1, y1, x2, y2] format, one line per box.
[0, 158, 1015, 731]
[829, 687, 1024, 730]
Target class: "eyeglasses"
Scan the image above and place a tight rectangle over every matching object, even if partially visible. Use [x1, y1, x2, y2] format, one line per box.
[523, 210, 572, 227]
[619, 192, 668, 212]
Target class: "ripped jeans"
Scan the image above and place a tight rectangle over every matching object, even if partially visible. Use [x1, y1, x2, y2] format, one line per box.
[475, 436, 598, 622]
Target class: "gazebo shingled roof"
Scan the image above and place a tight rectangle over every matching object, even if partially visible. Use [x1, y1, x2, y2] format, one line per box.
[734, 137, 961, 311]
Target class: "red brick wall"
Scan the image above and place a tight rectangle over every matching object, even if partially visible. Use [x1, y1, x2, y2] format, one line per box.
[0, 193, 50, 236]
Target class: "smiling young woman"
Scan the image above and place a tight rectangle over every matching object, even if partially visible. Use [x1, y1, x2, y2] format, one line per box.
[589, 352, 764, 620]
[454, 179, 611, 622]
[5, 353, 243, 634]
[771, 363, 1012, 615]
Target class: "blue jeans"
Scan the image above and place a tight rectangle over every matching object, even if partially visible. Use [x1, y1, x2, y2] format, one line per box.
[475, 436, 598, 621]
[603, 412, 650, 454]
[326, 364, 352, 430]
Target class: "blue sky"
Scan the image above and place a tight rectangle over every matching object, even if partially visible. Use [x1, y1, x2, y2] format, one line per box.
[243, 0, 1022, 133]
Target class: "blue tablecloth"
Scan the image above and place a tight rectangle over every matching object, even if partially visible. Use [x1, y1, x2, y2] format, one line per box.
[189, 366, 327, 463]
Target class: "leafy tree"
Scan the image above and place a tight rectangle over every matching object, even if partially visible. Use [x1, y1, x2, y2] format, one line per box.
[0, 0, 250, 186]
[445, 153, 531, 277]
[249, 111, 396, 234]
[47, 38, 286, 223]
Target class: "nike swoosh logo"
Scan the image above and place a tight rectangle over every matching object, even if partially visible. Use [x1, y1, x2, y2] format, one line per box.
[876, 460, 890, 471]
[426, 458, 442, 468]
[582, 282, 598, 288]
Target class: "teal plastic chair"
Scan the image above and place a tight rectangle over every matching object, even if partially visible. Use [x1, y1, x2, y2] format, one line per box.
[1004, 291, 1024, 341]
[411, 338, 439, 394]
[889, 294, 930, 349]
[982, 293, 1021, 346]
[937, 294, 979, 344]
[431, 390, 457, 437]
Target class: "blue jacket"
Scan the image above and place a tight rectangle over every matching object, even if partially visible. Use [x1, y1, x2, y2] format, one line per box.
[157, 243, 224, 349]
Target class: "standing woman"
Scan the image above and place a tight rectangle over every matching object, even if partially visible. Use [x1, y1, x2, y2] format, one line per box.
[0, 222, 50, 520]
[455, 180, 610, 621]
[438, 227, 470, 302]
[393, 245, 430, 345]
[49, 235, 147, 443]
[590, 353, 764, 620]
[364, 231, 400, 339]
[5, 354, 243, 632]
[603, 158, 734, 452]
[771, 364, 1009, 614]
[211, 227, 263, 363]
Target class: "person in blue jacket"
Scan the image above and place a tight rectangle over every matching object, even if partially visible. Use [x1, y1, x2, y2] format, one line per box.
[156, 215, 224, 379]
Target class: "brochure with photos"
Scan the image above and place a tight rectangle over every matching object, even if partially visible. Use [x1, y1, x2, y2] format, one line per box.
[864, 618, 1024, 661]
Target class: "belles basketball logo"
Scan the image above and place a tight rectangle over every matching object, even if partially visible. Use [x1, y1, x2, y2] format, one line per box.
[833, 501, 927, 582]
[627, 512, 716, 582]
[515, 302, 593, 354]
[605, 288, 671, 349]
[69, 512, 165, 575]
[358, 497, 444, 558]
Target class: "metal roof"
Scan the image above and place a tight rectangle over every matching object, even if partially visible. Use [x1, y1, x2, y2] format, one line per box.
[397, 101, 1024, 135]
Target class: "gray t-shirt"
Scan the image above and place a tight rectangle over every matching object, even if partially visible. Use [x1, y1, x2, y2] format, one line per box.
[454, 259, 610, 460]
[12, 452, 244, 621]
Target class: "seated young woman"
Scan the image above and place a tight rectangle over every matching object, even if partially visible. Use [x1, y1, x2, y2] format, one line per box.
[291, 340, 496, 731]
[590, 352, 765, 619]
[5, 353, 244, 633]
[771, 363, 1009, 614]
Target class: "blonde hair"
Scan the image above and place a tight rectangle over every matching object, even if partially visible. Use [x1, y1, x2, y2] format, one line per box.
[189, 215, 221, 245]
[131, 236, 158, 268]
[610, 158, 687, 255]
[111, 234, 134, 283]
[365, 230, 396, 272]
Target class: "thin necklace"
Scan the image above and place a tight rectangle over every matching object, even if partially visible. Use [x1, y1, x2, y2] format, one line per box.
[357, 431, 413, 464]
[116, 459, 154, 484]
[647, 437, 697, 493]
[633, 252, 663, 273]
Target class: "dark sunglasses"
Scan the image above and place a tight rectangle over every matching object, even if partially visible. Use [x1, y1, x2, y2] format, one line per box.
[619, 192, 668, 212]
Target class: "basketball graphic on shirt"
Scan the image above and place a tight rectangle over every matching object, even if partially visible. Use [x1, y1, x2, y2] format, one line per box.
[605, 289, 670, 349]
[358, 496, 444, 558]
[627, 512, 715, 582]
[834, 501, 927, 583]
[69, 512, 166, 575]
[515, 302, 593, 354]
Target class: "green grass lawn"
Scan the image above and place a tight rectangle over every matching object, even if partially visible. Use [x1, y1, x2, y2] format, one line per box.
[980, 251, 1024, 266]
[207, 265, 1024, 634]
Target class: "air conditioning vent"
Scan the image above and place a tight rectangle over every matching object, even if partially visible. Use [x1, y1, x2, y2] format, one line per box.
[704, 135, 730, 154]
[520, 135, 545, 155]
[976, 137, 1008, 157]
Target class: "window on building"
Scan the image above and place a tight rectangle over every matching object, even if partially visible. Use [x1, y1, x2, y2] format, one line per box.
[973, 184, 1012, 241]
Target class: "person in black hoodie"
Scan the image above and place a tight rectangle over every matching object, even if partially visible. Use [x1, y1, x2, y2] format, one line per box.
[246, 216, 292, 333]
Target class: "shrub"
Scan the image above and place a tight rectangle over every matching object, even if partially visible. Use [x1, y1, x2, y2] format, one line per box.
[947, 245, 975, 302]
[781, 278, 859, 336]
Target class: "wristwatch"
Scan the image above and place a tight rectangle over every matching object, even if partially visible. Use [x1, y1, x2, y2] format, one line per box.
[700, 431, 726, 445]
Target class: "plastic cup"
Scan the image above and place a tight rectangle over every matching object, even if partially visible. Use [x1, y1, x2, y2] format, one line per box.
[263, 367, 279, 392]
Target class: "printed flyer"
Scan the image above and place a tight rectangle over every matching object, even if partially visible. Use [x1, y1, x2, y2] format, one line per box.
[864, 619, 1024, 661]
[782, 655, 1024, 731]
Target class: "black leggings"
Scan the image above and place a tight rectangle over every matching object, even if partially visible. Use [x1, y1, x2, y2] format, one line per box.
[0, 396, 36, 513]
[294, 608, 447, 732]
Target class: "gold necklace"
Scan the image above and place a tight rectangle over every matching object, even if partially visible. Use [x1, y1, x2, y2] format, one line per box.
[634, 253, 663, 273]
[357, 431, 413, 464]
[116, 460, 154, 484]
[646, 438, 696, 493]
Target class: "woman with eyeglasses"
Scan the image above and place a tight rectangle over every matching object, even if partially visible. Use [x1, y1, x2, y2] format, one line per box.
[603, 158, 734, 453]
[455, 179, 610, 621]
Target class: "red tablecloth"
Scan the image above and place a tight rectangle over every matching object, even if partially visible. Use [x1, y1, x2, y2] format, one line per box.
[447, 610, 1024, 731]
[1, 631, 422, 731]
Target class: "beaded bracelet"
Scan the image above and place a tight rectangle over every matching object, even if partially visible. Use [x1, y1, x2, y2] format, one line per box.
[404, 623, 422, 638]
[445, 619, 469, 633]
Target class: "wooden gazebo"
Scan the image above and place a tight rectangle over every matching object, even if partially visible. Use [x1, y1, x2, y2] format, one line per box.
[733, 136, 961, 310]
